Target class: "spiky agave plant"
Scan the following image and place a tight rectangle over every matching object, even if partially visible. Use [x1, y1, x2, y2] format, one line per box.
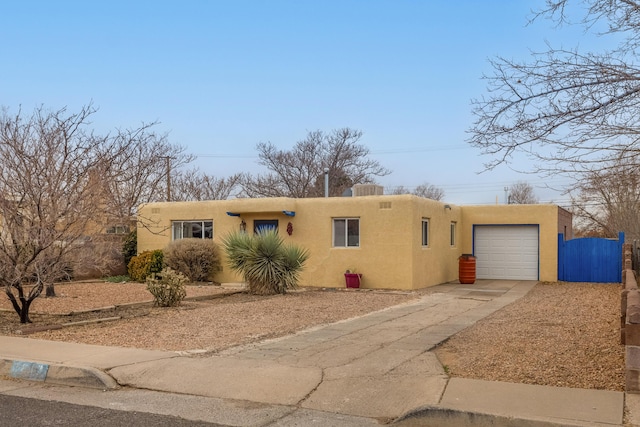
[222, 229, 309, 295]
[278, 243, 310, 292]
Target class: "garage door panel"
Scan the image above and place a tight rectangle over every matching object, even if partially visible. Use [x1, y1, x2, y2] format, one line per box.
[474, 225, 539, 280]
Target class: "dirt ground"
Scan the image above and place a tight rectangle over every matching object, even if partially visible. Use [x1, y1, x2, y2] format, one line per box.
[0, 280, 624, 391]
[0, 281, 418, 352]
[435, 281, 624, 391]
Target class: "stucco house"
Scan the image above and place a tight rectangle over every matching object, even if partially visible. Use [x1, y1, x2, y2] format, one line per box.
[137, 189, 572, 290]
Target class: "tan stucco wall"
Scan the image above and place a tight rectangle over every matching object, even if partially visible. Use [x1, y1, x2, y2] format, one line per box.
[137, 197, 566, 290]
[459, 204, 563, 282]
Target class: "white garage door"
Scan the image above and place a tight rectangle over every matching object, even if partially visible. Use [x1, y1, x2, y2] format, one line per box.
[474, 225, 539, 280]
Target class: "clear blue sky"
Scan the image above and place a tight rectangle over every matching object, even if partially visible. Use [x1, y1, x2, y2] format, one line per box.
[1, 1, 594, 205]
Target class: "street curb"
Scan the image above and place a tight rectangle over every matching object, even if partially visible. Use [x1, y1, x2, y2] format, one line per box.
[393, 406, 583, 427]
[0, 358, 118, 390]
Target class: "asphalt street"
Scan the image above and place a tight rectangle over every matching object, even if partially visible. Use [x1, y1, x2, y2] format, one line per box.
[0, 379, 380, 427]
[0, 393, 226, 427]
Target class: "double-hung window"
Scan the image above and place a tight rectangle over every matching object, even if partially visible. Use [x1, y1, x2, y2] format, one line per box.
[172, 220, 213, 240]
[333, 218, 359, 247]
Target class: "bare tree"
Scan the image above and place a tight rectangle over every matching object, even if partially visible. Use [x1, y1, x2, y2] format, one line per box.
[0, 104, 192, 323]
[171, 168, 241, 201]
[468, 0, 640, 183]
[508, 181, 539, 204]
[100, 125, 194, 224]
[0, 105, 116, 323]
[241, 128, 390, 198]
[389, 183, 445, 200]
[570, 156, 640, 240]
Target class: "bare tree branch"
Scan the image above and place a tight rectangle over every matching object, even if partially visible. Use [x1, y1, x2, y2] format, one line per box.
[469, 0, 640, 180]
[100, 125, 194, 221]
[0, 104, 109, 322]
[508, 181, 540, 204]
[389, 183, 445, 201]
[171, 168, 241, 201]
[241, 128, 390, 198]
[569, 155, 640, 239]
[0, 104, 190, 322]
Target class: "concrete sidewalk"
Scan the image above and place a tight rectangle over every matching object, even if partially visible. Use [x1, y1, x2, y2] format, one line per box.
[0, 280, 627, 426]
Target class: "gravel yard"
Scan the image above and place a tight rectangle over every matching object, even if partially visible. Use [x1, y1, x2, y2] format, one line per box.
[435, 281, 624, 391]
[0, 281, 417, 352]
[0, 280, 624, 391]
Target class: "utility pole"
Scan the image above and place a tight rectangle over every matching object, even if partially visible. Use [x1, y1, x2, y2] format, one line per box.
[161, 156, 172, 202]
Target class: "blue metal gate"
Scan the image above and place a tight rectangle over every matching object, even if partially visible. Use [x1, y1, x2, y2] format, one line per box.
[558, 232, 624, 283]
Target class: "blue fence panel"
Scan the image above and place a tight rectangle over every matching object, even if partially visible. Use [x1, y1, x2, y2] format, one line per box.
[558, 232, 624, 283]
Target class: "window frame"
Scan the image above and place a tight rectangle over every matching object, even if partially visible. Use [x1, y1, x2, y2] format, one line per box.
[333, 217, 360, 248]
[254, 219, 279, 234]
[421, 218, 430, 247]
[450, 221, 456, 246]
[106, 225, 130, 235]
[171, 220, 213, 240]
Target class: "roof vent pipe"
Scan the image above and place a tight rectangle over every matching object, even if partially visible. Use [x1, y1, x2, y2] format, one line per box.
[324, 168, 329, 198]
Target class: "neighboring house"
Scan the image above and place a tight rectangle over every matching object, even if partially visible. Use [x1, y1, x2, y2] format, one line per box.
[137, 192, 572, 290]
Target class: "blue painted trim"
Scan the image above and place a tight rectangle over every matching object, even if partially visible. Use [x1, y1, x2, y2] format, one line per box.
[11, 361, 49, 381]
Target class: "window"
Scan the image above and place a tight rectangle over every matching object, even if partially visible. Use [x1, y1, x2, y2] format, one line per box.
[254, 220, 278, 233]
[422, 218, 429, 246]
[172, 220, 213, 240]
[450, 222, 456, 246]
[333, 218, 360, 247]
[106, 225, 130, 234]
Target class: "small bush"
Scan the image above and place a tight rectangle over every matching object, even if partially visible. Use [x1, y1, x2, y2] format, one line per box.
[146, 267, 188, 307]
[163, 239, 222, 282]
[128, 249, 164, 282]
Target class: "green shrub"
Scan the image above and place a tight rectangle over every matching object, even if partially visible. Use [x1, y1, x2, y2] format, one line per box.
[146, 267, 188, 307]
[163, 239, 222, 282]
[128, 249, 164, 282]
[222, 229, 309, 295]
[122, 230, 137, 267]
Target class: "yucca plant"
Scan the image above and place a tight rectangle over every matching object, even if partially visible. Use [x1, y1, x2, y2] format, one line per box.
[222, 229, 309, 295]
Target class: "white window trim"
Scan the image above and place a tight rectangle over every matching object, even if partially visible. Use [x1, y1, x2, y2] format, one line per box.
[172, 220, 214, 240]
[333, 217, 360, 248]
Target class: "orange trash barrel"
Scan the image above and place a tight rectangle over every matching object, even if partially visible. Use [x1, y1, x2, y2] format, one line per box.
[459, 254, 476, 284]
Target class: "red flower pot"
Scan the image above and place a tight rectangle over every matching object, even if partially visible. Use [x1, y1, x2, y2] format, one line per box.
[344, 273, 362, 288]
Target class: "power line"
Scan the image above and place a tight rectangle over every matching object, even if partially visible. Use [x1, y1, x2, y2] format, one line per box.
[193, 154, 256, 159]
[193, 144, 471, 159]
[370, 145, 469, 154]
